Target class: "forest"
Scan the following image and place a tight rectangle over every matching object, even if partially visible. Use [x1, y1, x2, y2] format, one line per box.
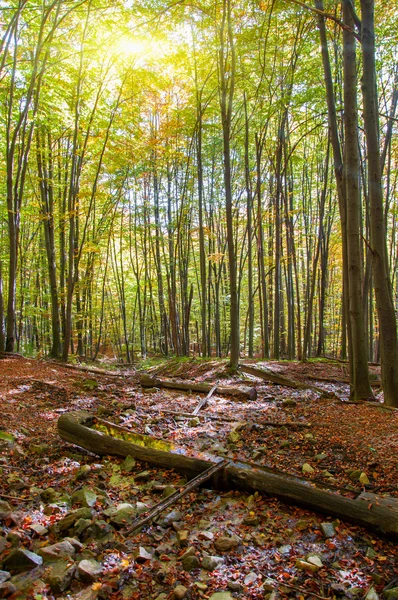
[0, 1, 398, 599]
[0, 0, 397, 403]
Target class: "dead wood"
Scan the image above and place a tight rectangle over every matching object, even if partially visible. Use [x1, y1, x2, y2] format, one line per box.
[192, 384, 217, 415]
[126, 459, 229, 534]
[140, 374, 257, 400]
[58, 411, 398, 538]
[135, 408, 311, 427]
[49, 361, 129, 378]
[239, 364, 319, 391]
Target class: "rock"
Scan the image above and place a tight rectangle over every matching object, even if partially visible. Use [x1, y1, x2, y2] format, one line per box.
[157, 510, 182, 528]
[63, 537, 84, 552]
[74, 518, 92, 536]
[162, 485, 176, 498]
[0, 582, 16, 597]
[179, 546, 195, 560]
[320, 522, 335, 538]
[40, 487, 59, 503]
[121, 456, 136, 472]
[77, 559, 102, 582]
[104, 503, 136, 526]
[0, 573, 10, 585]
[384, 589, 398, 600]
[214, 535, 240, 552]
[348, 469, 361, 481]
[47, 560, 76, 593]
[57, 508, 92, 532]
[0, 538, 7, 553]
[244, 571, 258, 585]
[29, 524, 48, 536]
[75, 465, 91, 480]
[174, 584, 188, 599]
[306, 554, 323, 568]
[0, 501, 11, 520]
[282, 398, 296, 407]
[278, 545, 291, 555]
[262, 578, 276, 593]
[228, 430, 240, 443]
[72, 488, 97, 508]
[135, 470, 151, 482]
[202, 555, 224, 571]
[31, 443, 49, 455]
[315, 453, 327, 462]
[182, 554, 200, 571]
[302, 463, 314, 474]
[365, 587, 379, 600]
[5, 532, 22, 546]
[3, 548, 43, 572]
[198, 530, 214, 541]
[133, 547, 152, 563]
[195, 582, 208, 592]
[87, 520, 114, 540]
[39, 540, 76, 562]
[295, 559, 320, 573]
[0, 432, 14, 445]
[227, 581, 243, 591]
[176, 530, 189, 547]
[359, 472, 370, 485]
[209, 593, 233, 600]
[242, 515, 259, 526]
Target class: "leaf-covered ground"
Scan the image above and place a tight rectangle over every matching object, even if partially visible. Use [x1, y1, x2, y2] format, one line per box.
[0, 356, 397, 600]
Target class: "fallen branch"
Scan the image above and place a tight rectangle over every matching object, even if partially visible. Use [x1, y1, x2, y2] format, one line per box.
[58, 411, 398, 538]
[49, 361, 129, 378]
[239, 364, 335, 396]
[126, 459, 229, 534]
[192, 384, 217, 415]
[134, 408, 311, 427]
[140, 374, 257, 401]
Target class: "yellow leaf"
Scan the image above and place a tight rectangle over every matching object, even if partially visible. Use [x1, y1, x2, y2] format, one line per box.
[121, 558, 130, 568]
[92, 582, 102, 591]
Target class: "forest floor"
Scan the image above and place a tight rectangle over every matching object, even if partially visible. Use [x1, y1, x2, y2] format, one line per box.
[0, 355, 397, 600]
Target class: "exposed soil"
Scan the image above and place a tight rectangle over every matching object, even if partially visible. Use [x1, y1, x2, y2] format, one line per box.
[0, 356, 397, 600]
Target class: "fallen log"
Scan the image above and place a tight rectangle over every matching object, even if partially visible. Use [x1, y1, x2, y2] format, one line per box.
[52, 362, 129, 378]
[239, 364, 335, 396]
[140, 374, 257, 401]
[58, 411, 398, 538]
[134, 408, 311, 427]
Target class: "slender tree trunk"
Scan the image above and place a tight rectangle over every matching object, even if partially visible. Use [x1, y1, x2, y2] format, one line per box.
[343, 0, 373, 399]
[360, 0, 398, 406]
[219, 0, 239, 369]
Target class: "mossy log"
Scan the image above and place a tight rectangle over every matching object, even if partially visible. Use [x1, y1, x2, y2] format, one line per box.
[58, 411, 398, 539]
[140, 374, 257, 401]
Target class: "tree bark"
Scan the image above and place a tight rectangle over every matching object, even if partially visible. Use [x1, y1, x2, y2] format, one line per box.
[219, 0, 239, 369]
[360, 0, 398, 407]
[343, 0, 373, 399]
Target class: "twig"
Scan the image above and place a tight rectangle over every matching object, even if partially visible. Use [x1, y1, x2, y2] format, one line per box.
[125, 459, 229, 535]
[0, 493, 33, 502]
[192, 384, 217, 415]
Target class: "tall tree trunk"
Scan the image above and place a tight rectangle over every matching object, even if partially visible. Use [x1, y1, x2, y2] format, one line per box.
[219, 0, 239, 369]
[360, 0, 398, 406]
[343, 0, 373, 399]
